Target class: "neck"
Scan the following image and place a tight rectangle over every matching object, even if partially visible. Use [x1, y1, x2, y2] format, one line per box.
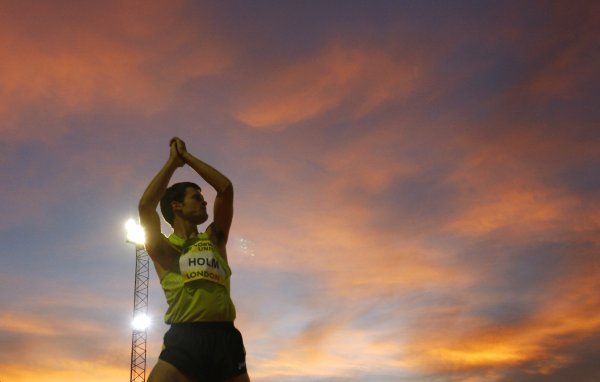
[172, 219, 199, 240]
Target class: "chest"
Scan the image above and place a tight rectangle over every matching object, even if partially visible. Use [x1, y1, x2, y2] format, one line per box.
[182, 233, 227, 260]
[178, 236, 230, 285]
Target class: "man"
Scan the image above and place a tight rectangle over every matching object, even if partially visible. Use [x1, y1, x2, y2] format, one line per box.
[138, 137, 250, 382]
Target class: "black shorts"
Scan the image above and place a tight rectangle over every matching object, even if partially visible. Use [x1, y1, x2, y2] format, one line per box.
[159, 321, 247, 382]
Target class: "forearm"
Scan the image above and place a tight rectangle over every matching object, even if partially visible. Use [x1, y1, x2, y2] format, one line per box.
[182, 152, 232, 194]
[139, 159, 179, 209]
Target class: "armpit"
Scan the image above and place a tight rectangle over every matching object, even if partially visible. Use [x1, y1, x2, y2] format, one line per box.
[206, 222, 226, 244]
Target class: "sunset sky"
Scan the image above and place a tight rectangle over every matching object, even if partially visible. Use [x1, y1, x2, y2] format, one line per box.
[1, 1, 599, 381]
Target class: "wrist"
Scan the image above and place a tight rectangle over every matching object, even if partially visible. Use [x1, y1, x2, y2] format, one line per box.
[166, 157, 181, 168]
[181, 151, 192, 161]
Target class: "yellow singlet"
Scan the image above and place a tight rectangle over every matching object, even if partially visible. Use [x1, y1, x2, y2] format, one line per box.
[160, 232, 236, 323]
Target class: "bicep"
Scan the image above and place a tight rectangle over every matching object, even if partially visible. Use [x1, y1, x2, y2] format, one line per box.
[138, 207, 162, 247]
[138, 208, 178, 268]
[213, 183, 233, 244]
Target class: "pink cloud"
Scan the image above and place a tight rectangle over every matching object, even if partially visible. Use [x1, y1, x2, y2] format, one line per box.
[233, 42, 423, 129]
[225, 110, 599, 379]
[399, 267, 600, 376]
[0, 0, 231, 141]
[0, 313, 58, 337]
[443, 128, 599, 242]
[1, 2, 598, 381]
[0, 293, 132, 381]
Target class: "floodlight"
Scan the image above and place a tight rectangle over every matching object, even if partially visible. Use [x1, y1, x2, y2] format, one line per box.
[125, 218, 146, 246]
[126, 217, 151, 381]
[132, 313, 151, 331]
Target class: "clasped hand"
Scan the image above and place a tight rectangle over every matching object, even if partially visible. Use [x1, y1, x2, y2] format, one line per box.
[169, 137, 188, 167]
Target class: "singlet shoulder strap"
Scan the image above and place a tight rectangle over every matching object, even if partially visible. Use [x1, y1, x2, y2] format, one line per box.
[167, 233, 185, 247]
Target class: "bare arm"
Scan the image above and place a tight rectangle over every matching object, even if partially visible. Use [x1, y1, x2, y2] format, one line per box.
[174, 138, 234, 244]
[138, 141, 184, 268]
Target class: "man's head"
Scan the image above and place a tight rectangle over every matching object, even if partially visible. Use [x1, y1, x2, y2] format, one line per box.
[160, 182, 208, 227]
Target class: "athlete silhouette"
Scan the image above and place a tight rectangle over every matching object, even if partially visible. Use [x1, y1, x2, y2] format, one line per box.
[139, 137, 250, 382]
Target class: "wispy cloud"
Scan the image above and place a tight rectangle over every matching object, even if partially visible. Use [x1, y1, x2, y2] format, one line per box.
[233, 42, 423, 129]
[0, 0, 231, 141]
[1, 1, 598, 381]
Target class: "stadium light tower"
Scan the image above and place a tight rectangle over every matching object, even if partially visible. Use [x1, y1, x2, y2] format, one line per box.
[125, 218, 150, 382]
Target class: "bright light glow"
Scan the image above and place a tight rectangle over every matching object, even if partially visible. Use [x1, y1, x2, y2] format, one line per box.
[239, 237, 256, 256]
[132, 313, 151, 331]
[125, 218, 146, 245]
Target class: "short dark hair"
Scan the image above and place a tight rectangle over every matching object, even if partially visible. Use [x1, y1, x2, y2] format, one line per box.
[160, 182, 200, 226]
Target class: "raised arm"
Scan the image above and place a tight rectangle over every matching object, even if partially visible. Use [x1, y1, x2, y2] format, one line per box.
[138, 140, 184, 268]
[174, 138, 233, 244]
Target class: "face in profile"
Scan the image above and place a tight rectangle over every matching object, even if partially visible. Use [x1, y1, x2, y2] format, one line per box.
[176, 186, 208, 225]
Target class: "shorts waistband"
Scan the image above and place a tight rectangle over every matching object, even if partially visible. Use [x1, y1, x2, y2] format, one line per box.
[170, 321, 234, 329]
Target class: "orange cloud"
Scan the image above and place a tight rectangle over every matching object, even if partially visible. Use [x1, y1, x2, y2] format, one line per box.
[252, 320, 407, 380]
[2, 2, 598, 381]
[0, 313, 57, 336]
[444, 128, 598, 241]
[319, 126, 421, 196]
[233, 42, 423, 129]
[0, 298, 132, 382]
[445, 181, 574, 237]
[226, 109, 599, 379]
[0, 0, 231, 141]
[0, 362, 126, 382]
[393, 261, 600, 377]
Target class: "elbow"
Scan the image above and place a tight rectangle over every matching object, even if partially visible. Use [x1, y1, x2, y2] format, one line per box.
[218, 182, 233, 196]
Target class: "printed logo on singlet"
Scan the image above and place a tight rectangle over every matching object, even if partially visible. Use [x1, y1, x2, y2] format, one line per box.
[179, 240, 227, 286]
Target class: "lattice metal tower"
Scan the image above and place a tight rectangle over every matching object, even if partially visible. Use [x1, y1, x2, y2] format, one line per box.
[129, 244, 150, 382]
